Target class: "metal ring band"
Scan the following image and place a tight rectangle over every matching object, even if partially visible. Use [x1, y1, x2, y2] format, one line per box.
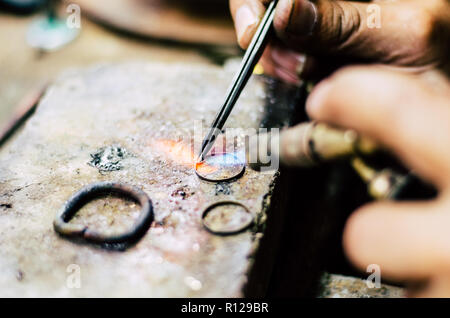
[53, 182, 154, 244]
[195, 153, 245, 183]
[201, 200, 253, 236]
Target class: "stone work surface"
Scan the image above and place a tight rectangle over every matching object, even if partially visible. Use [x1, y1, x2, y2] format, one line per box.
[319, 273, 405, 298]
[0, 62, 293, 297]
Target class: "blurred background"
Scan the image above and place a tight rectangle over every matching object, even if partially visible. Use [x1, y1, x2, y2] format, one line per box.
[0, 0, 240, 138]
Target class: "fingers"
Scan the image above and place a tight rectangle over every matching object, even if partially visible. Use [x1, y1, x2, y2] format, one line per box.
[231, 0, 441, 67]
[306, 66, 450, 189]
[270, 46, 305, 84]
[275, 0, 438, 66]
[410, 274, 450, 297]
[230, 0, 271, 48]
[273, 0, 318, 40]
[230, 0, 315, 49]
[343, 197, 450, 282]
[259, 44, 306, 85]
[259, 43, 339, 83]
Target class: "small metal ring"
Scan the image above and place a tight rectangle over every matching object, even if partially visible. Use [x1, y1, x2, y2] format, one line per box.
[54, 182, 154, 244]
[195, 153, 245, 183]
[201, 201, 253, 236]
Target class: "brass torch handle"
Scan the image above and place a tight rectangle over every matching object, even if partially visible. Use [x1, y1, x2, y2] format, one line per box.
[246, 121, 434, 201]
[279, 121, 378, 167]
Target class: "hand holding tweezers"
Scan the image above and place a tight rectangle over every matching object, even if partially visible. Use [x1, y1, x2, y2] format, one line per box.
[198, 0, 279, 161]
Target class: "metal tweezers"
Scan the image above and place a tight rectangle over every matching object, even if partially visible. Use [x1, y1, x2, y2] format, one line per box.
[198, 0, 279, 161]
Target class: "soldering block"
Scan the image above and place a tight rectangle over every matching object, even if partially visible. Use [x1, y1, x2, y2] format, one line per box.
[0, 62, 299, 297]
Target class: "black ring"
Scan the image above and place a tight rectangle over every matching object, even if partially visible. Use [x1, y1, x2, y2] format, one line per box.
[53, 182, 154, 244]
[201, 201, 253, 236]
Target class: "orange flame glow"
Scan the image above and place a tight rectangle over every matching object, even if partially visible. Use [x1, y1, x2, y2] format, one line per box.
[153, 139, 217, 174]
[195, 161, 217, 175]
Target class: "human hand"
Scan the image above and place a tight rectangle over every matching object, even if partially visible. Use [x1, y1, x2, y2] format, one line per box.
[230, 0, 449, 84]
[305, 66, 450, 297]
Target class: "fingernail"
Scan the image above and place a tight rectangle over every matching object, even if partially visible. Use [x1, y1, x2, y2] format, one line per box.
[271, 47, 306, 79]
[279, 0, 318, 36]
[274, 67, 303, 86]
[295, 54, 306, 77]
[306, 80, 332, 117]
[235, 5, 258, 44]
